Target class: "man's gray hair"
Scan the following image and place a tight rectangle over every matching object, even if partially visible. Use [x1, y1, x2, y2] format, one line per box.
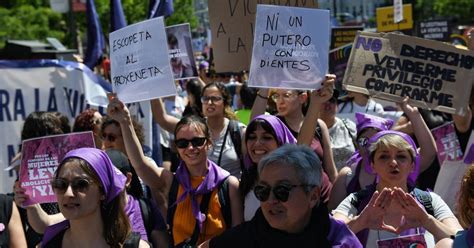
[258, 144, 322, 189]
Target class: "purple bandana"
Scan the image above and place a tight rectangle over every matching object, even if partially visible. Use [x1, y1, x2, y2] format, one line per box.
[365, 130, 420, 186]
[243, 114, 297, 169]
[62, 148, 127, 204]
[355, 112, 394, 133]
[173, 159, 230, 229]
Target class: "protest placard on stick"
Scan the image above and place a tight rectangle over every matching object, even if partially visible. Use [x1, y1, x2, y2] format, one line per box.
[166, 23, 198, 80]
[208, 0, 317, 73]
[19, 132, 95, 206]
[343, 31, 474, 116]
[110, 17, 176, 103]
[248, 5, 329, 90]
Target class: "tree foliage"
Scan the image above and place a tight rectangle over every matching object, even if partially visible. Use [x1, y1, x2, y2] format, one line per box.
[434, 0, 474, 24]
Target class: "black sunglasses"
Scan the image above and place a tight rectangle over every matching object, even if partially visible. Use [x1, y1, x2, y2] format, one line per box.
[51, 178, 93, 194]
[201, 95, 223, 103]
[175, 137, 207, 149]
[254, 183, 315, 202]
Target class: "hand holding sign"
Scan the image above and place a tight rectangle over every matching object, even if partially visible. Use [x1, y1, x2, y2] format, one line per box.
[310, 74, 336, 105]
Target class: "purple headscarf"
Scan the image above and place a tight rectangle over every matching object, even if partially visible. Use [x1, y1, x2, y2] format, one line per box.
[173, 159, 229, 229]
[364, 130, 420, 186]
[42, 148, 127, 246]
[243, 115, 297, 169]
[355, 112, 394, 134]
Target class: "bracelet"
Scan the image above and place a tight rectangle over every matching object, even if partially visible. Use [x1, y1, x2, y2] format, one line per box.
[256, 93, 268, 100]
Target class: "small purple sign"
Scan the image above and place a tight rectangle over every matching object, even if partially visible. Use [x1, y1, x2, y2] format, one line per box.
[377, 233, 427, 248]
[19, 132, 95, 207]
[431, 122, 463, 164]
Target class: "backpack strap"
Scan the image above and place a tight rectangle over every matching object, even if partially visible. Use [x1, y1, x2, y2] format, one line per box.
[167, 175, 180, 246]
[411, 188, 434, 216]
[138, 197, 153, 240]
[217, 177, 232, 228]
[228, 120, 244, 172]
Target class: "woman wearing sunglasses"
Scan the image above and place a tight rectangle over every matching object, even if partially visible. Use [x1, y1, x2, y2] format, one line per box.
[108, 96, 243, 247]
[41, 148, 149, 247]
[151, 82, 245, 178]
[328, 98, 437, 210]
[332, 131, 462, 247]
[200, 144, 361, 247]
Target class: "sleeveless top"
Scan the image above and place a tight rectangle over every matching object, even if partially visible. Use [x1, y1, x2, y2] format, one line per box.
[172, 176, 226, 244]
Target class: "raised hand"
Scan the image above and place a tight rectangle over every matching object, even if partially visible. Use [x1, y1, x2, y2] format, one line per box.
[310, 74, 336, 105]
[13, 181, 33, 209]
[392, 187, 429, 234]
[357, 188, 397, 233]
[106, 93, 130, 124]
[398, 96, 419, 117]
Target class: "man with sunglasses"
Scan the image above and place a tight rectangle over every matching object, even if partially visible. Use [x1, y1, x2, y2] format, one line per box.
[200, 144, 361, 248]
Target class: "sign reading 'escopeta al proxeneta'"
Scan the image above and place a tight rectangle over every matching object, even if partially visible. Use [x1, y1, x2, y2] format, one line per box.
[110, 17, 176, 103]
[343, 32, 474, 115]
[248, 5, 329, 90]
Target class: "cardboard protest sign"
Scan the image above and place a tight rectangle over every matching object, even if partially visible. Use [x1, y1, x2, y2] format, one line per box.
[19, 132, 95, 206]
[208, 0, 317, 73]
[110, 17, 176, 103]
[418, 20, 451, 41]
[329, 43, 352, 93]
[166, 24, 198, 80]
[376, 4, 413, 32]
[431, 122, 463, 163]
[343, 31, 474, 115]
[331, 26, 363, 49]
[248, 5, 329, 90]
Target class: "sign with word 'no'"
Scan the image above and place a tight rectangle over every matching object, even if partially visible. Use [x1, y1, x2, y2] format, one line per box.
[343, 31, 474, 116]
[110, 17, 176, 103]
[248, 5, 329, 90]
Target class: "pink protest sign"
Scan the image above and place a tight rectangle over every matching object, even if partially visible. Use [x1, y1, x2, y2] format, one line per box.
[377, 233, 426, 248]
[19, 131, 95, 206]
[431, 122, 463, 164]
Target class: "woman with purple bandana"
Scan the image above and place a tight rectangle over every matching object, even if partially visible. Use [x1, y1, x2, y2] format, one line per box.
[329, 98, 437, 210]
[107, 96, 243, 247]
[42, 148, 149, 247]
[333, 131, 462, 247]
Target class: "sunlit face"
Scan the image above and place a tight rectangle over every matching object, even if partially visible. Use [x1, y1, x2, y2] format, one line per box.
[201, 86, 225, 118]
[371, 146, 414, 186]
[320, 98, 337, 122]
[258, 163, 319, 233]
[246, 125, 279, 164]
[54, 161, 103, 221]
[91, 112, 103, 149]
[175, 124, 209, 168]
[101, 124, 125, 154]
[272, 90, 305, 117]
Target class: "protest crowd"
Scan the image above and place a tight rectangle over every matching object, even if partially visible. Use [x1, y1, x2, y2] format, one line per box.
[2, 1, 474, 248]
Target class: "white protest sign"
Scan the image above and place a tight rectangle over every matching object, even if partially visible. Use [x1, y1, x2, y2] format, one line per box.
[248, 5, 329, 90]
[110, 17, 176, 103]
[393, 0, 403, 23]
[166, 23, 198, 80]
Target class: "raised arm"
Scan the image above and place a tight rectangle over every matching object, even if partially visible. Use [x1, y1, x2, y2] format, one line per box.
[108, 95, 173, 199]
[399, 97, 437, 172]
[250, 88, 270, 120]
[150, 98, 180, 133]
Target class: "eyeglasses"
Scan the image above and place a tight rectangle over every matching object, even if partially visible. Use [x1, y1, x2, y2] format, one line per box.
[254, 183, 315, 202]
[102, 133, 120, 142]
[201, 95, 223, 104]
[175, 137, 207, 149]
[270, 92, 299, 102]
[357, 137, 369, 148]
[51, 178, 93, 194]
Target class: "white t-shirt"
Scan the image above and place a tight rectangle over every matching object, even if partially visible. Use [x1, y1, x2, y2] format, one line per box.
[333, 191, 456, 248]
[328, 117, 356, 171]
[207, 118, 245, 179]
[337, 99, 385, 123]
[244, 190, 260, 221]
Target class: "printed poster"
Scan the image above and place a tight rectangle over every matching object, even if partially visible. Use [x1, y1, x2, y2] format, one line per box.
[431, 121, 463, 163]
[110, 17, 176, 103]
[19, 132, 95, 206]
[248, 5, 329, 90]
[377, 233, 427, 248]
[329, 43, 352, 94]
[166, 23, 198, 80]
[343, 31, 474, 115]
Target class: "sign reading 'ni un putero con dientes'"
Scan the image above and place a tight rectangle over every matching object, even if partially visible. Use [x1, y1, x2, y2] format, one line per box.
[248, 5, 329, 90]
[110, 17, 176, 104]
